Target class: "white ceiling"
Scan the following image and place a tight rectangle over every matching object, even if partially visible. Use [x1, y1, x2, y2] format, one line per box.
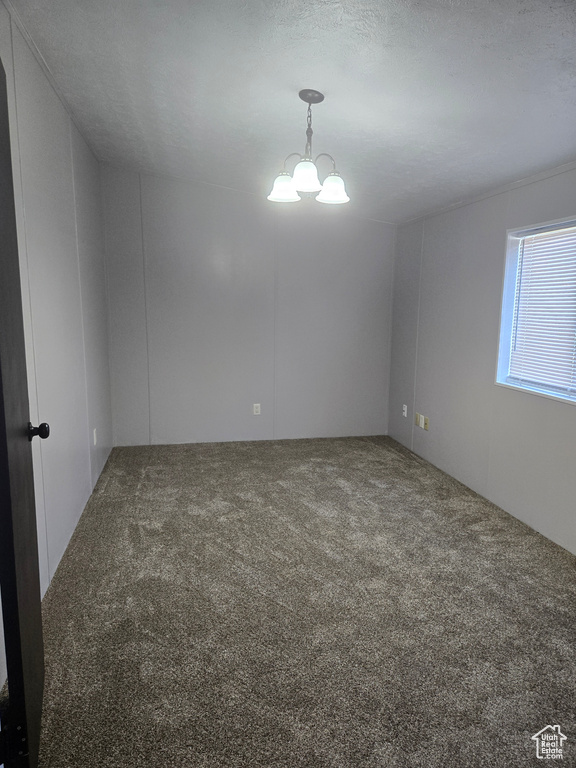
[7, 0, 576, 223]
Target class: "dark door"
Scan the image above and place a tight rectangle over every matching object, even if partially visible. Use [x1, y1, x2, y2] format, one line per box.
[0, 55, 45, 768]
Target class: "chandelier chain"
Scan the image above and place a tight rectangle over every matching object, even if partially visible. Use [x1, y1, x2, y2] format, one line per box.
[305, 103, 314, 159]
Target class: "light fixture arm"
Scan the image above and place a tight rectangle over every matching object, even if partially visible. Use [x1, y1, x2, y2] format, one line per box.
[282, 152, 303, 171]
[281, 151, 335, 174]
[314, 152, 337, 172]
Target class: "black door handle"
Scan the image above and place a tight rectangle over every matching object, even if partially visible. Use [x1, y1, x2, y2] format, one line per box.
[27, 422, 50, 441]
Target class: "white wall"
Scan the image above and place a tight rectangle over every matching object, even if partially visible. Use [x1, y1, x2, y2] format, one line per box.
[388, 165, 576, 555]
[102, 166, 396, 445]
[0, 2, 112, 685]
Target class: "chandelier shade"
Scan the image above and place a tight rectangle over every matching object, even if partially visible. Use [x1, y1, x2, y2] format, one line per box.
[267, 172, 301, 202]
[268, 90, 350, 205]
[292, 160, 322, 192]
[315, 172, 350, 204]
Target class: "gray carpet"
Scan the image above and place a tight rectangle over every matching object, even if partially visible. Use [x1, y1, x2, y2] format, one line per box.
[38, 436, 575, 767]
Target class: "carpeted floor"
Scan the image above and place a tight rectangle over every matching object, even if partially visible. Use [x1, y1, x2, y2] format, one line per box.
[37, 436, 575, 767]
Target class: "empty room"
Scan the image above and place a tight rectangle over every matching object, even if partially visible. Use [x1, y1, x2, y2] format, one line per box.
[0, 1, 575, 766]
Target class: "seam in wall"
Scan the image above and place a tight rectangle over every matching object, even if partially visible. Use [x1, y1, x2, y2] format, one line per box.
[138, 174, 152, 445]
[386, 223, 398, 435]
[272, 215, 278, 440]
[99, 169, 113, 449]
[68, 121, 93, 499]
[411, 220, 425, 453]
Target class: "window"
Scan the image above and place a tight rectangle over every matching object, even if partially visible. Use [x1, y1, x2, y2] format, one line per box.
[497, 219, 576, 403]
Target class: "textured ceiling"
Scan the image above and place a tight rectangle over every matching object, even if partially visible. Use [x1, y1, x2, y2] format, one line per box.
[7, 0, 576, 222]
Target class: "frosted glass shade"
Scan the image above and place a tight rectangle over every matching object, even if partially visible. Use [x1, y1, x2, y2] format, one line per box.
[292, 160, 322, 192]
[315, 172, 350, 204]
[267, 172, 301, 203]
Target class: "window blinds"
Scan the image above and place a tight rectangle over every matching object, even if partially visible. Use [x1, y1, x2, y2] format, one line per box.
[508, 225, 576, 400]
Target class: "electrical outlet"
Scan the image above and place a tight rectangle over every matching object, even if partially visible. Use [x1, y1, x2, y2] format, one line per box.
[402, 404, 408, 418]
[415, 412, 420, 426]
[424, 416, 429, 431]
[253, 404, 261, 415]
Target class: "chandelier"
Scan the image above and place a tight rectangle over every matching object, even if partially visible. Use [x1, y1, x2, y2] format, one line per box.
[267, 89, 350, 205]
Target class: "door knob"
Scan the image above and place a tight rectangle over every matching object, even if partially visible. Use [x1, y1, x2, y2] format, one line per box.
[27, 422, 50, 441]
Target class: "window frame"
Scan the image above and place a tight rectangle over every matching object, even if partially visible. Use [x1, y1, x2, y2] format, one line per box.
[496, 216, 576, 406]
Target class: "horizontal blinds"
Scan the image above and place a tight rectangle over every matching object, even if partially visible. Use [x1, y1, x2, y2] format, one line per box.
[509, 225, 576, 397]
